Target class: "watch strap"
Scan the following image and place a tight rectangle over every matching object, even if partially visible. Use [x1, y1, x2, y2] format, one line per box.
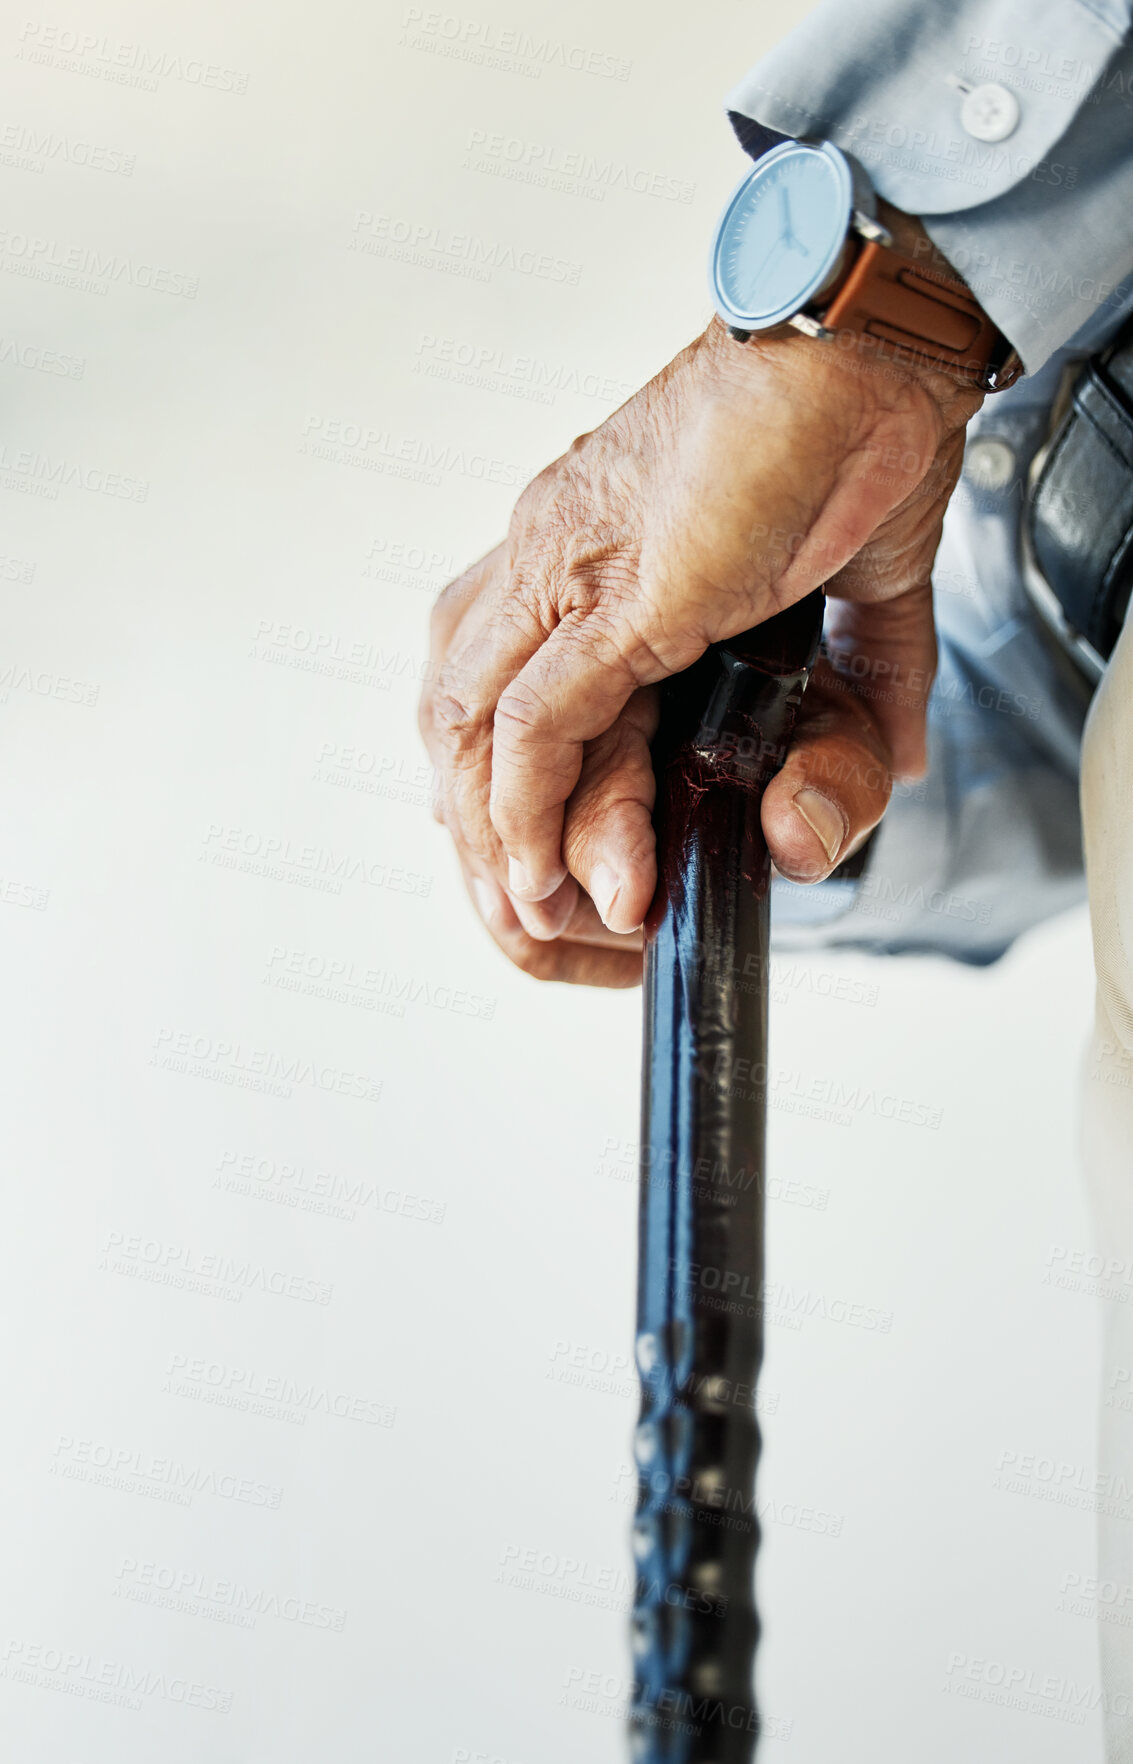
[821, 239, 1023, 391]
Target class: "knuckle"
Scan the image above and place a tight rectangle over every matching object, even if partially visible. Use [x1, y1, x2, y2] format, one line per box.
[494, 678, 551, 741]
[615, 607, 692, 685]
[432, 673, 488, 758]
[435, 694, 476, 739]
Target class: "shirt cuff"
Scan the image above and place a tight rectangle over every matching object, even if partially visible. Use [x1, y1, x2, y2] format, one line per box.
[726, 0, 1133, 372]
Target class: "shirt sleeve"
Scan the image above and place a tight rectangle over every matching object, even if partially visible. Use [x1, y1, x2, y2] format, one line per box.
[725, 0, 1133, 373]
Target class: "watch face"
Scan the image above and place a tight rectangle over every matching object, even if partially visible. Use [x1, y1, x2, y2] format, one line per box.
[709, 141, 854, 330]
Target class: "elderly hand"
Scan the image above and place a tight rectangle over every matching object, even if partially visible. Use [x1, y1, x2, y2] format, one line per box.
[420, 233, 984, 983]
[423, 589, 894, 986]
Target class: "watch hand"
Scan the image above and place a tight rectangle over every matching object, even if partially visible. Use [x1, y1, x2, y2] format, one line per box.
[778, 186, 810, 257]
[748, 233, 787, 298]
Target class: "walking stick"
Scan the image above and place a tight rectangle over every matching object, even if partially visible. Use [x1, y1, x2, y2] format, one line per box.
[631, 589, 825, 1763]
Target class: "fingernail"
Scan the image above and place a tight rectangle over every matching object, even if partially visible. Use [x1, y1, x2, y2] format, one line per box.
[510, 881, 576, 942]
[590, 862, 621, 930]
[472, 877, 503, 928]
[507, 856, 566, 902]
[507, 857, 533, 897]
[793, 788, 845, 863]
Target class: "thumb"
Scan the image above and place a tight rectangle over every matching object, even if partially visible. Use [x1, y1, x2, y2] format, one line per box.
[821, 582, 937, 781]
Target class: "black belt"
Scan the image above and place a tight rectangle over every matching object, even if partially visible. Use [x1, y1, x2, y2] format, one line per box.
[1024, 315, 1133, 683]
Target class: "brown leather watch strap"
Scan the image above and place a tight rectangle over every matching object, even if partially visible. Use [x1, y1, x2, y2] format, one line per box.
[821, 239, 1023, 391]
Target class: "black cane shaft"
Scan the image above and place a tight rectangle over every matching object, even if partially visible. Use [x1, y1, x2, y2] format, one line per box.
[631, 593, 824, 1764]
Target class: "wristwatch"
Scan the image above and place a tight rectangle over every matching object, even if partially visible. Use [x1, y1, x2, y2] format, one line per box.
[708, 139, 1023, 392]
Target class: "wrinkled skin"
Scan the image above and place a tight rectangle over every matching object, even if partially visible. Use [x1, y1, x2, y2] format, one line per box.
[420, 277, 984, 987]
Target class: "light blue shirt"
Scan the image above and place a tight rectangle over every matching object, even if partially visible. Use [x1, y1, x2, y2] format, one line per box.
[728, 0, 1133, 372]
[727, 1, 1133, 962]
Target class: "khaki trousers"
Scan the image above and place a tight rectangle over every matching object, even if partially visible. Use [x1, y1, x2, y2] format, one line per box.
[1082, 609, 1133, 1759]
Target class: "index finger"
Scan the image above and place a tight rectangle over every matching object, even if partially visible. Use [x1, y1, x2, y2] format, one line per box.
[488, 605, 702, 901]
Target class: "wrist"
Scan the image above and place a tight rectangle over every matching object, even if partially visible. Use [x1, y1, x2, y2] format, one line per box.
[703, 305, 984, 439]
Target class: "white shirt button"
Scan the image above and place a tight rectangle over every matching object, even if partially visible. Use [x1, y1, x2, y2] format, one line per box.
[965, 436, 1016, 492]
[961, 82, 1021, 142]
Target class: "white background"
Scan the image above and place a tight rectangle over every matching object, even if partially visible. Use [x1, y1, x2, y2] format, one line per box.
[0, 0, 1104, 1758]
